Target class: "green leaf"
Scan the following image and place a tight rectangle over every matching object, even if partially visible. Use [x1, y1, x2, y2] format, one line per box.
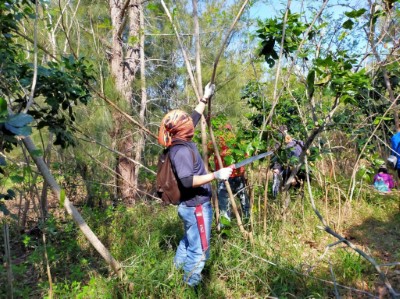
[373, 116, 392, 125]
[307, 70, 315, 98]
[147, 3, 159, 11]
[31, 149, 43, 157]
[10, 175, 24, 183]
[245, 143, 255, 155]
[60, 189, 65, 208]
[0, 97, 7, 117]
[128, 36, 139, 45]
[315, 74, 331, 85]
[0, 204, 11, 215]
[338, 31, 348, 41]
[97, 18, 112, 29]
[220, 216, 231, 227]
[373, 158, 385, 167]
[342, 19, 354, 30]
[6, 189, 16, 199]
[344, 8, 367, 18]
[224, 155, 235, 166]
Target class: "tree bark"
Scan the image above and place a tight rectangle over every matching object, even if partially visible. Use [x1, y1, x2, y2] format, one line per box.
[109, 0, 141, 204]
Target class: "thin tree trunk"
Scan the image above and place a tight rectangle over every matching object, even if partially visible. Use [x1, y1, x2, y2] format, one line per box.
[3, 222, 14, 299]
[192, 0, 209, 166]
[249, 170, 254, 232]
[40, 132, 53, 219]
[42, 232, 53, 298]
[263, 167, 269, 236]
[132, 0, 146, 192]
[21, 195, 30, 230]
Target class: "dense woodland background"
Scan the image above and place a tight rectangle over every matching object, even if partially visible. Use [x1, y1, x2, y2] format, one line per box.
[1, 0, 400, 298]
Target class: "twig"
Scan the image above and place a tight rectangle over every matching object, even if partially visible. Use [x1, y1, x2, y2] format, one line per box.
[160, 0, 200, 100]
[75, 129, 156, 175]
[329, 261, 340, 299]
[92, 89, 157, 139]
[209, 0, 250, 84]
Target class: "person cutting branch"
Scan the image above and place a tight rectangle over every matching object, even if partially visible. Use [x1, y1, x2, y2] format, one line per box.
[157, 83, 233, 287]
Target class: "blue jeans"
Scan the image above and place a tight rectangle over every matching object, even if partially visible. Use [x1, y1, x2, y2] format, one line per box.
[218, 176, 250, 219]
[174, 201, 212, 286]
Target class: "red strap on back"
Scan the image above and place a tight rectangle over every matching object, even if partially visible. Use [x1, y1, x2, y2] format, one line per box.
[195, 205, 208, 251]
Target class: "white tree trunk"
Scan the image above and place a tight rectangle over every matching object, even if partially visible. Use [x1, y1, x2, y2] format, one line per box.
[133, 1, 146, 182]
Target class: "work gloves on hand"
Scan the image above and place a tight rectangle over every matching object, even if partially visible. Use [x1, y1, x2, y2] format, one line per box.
[213, 167, 233, 180]
[203, 82, 215, 101]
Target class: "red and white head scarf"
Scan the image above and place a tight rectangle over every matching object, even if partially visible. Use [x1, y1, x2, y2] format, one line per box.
[158, 110, 194, 147]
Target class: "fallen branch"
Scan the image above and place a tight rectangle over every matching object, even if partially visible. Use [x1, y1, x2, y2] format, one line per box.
[22, 136, 124, 279]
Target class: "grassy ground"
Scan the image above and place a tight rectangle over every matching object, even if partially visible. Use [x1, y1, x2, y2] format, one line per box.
[1, 186, 400, 298]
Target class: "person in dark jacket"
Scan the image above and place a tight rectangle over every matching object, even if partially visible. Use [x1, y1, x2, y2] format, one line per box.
[271, 127, 305, 197]
[158, 83, 233, 287]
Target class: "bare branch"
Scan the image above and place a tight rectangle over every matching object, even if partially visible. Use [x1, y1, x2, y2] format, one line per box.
[209, 0, 250, 84]
[160, 0, 200, 99]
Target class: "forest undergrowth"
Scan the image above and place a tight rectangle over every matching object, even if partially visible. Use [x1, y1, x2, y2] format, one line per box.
[1, 178, 400, 299]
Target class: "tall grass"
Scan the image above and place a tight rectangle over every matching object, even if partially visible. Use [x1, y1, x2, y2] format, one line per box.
[2, 185, 399, 298]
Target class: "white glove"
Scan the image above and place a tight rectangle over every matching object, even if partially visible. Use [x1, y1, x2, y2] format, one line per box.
[213, 167, 233, 180]
[203, 82, 215, 100]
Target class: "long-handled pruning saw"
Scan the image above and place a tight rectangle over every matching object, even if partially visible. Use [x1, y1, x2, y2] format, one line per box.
[229, 150, 274, 169]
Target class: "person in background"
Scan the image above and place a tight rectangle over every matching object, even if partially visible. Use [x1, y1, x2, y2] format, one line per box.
[271, 126, 305, 197]
[157, 83, 233, 287]
[208, 123, 250, 226]
[373, 164, 395, 192]
[390, 130, 400, 178]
